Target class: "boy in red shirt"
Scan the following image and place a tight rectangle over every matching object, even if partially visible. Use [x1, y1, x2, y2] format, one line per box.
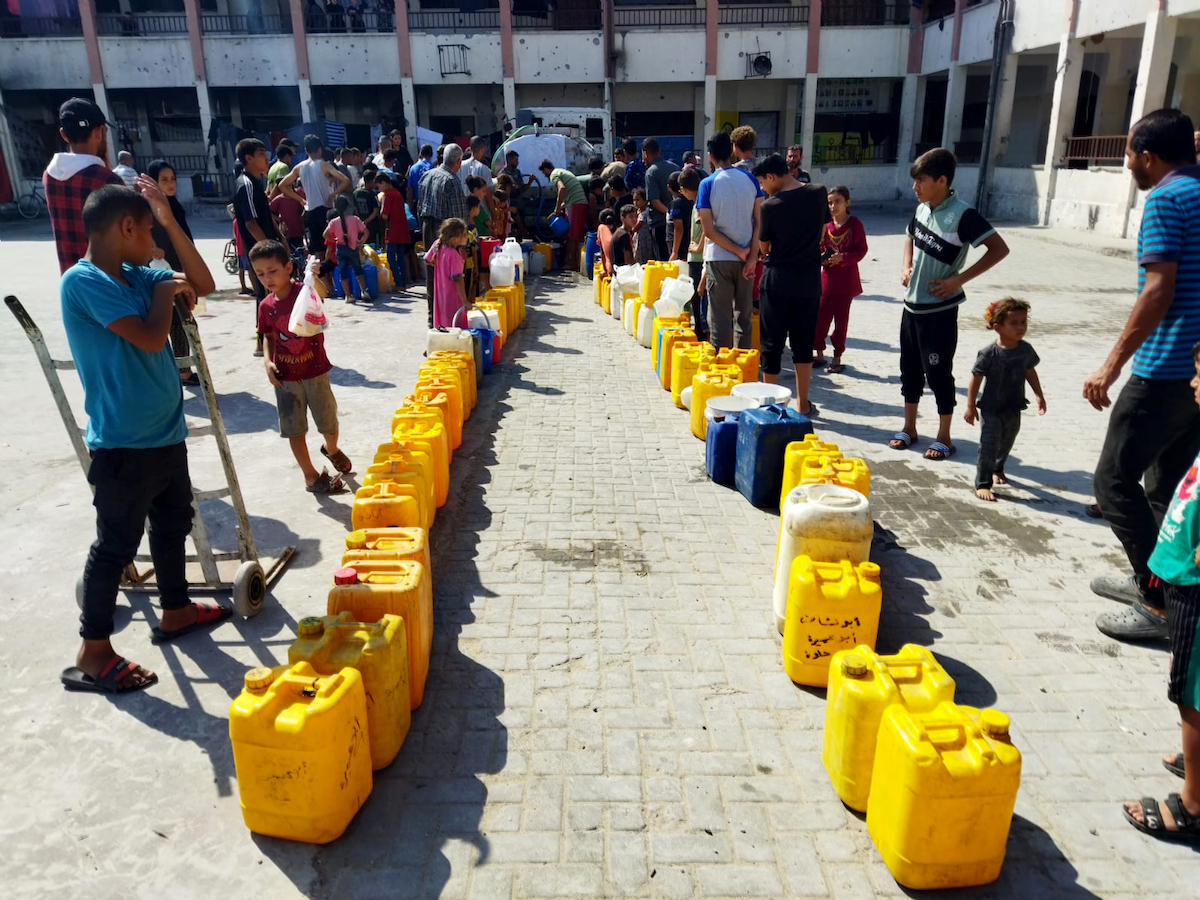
[377, 173, 410, 292]
[250, 240, 351, 493]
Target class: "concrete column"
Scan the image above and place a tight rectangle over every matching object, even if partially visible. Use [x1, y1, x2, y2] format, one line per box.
[988, 52, 1018, 167]
[783, 80, 800, 148]
[896, 73, 920, 192]
[401, 77, 417, 156]
[703, 75, 717, 141]
[801, 77, 817, 168]
[92, 83, 119, 167]
[196, 81, 214, 174]
[693, 84, 706, 150]
[299, 78, 314, 123]
[1039, 35, 1083, 223]
[0, 85, 24, 197]
[286, 0, 310, 81]
[941, 64, 967, 151]
[503, 78, 516, 126]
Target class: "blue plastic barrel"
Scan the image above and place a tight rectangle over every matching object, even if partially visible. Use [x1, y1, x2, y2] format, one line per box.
[362, 263, 379, 299]
[584, 231, 598, 276]
[706, 418, 739, 485]
[734, 404, 813, 508]
[469, 327, 494, 375]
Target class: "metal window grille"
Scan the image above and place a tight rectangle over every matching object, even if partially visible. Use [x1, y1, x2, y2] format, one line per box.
[438, 43, 470, 76]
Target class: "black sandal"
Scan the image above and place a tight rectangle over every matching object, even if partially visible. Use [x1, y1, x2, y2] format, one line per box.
[306, 471, 347, 494]
[320, 444, 353, 474]
[1123, 794, 1200, 842]
[1165, 753, 1185, 779]
[61, 655, 157, 694]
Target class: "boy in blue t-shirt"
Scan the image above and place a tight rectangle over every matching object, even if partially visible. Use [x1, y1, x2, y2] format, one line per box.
[1123, 339, 1200, 841]
[59, 183, 227, 695]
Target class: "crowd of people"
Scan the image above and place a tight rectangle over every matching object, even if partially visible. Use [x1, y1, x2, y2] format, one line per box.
[35, 93, 1200, 842]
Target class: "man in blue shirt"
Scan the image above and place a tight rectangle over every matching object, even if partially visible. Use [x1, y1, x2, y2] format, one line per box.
[1088, 109, 1200, 643]
[406, 142, 434, 213]
[59, 183, 229, 695]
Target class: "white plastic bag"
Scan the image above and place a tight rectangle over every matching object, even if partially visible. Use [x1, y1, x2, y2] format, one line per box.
[289, 262, 328, 337]
[148, 256, 172, 271]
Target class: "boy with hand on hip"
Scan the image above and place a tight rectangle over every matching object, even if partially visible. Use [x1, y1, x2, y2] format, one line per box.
[963, 298, 1046, 501]
[59, 182, 226, 695]
[251, 240, 352, 494]
[891, 147, 1009, 460]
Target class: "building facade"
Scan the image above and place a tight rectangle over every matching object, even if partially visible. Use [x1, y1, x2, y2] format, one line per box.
[1, 0, 1198, 236]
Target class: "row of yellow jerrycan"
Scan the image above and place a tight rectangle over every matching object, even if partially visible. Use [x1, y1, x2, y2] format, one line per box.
[481, 282, 525, 344]
[822, 644, 1021, 890]
[230, 325, 511, 844]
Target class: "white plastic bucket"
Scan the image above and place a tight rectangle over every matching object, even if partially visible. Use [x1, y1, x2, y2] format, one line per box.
[732, 382, 793, 407]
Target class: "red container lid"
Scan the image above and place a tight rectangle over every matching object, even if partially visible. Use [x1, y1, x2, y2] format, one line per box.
[334, 567, 359, 585]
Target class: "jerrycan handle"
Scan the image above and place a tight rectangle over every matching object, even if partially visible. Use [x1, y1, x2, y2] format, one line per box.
[917, 716, 997, 762]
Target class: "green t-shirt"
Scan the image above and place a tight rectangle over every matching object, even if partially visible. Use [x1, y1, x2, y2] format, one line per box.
[550, 169, 586, 207]
[267, 159, 291, 192]
[473, 208, 491, 237]
[1149, 457, 1200, 586]
[687, 206, 704, 264]
[904, 190, 995, 315]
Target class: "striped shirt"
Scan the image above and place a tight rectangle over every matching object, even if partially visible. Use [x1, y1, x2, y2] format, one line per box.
[1132, 166, 1200, 380]
[904, 190, 995, 314]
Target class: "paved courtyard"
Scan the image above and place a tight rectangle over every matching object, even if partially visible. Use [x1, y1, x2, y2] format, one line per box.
[0, 207, 1195, 899]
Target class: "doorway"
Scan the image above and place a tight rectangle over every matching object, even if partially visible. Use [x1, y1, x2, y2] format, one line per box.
[738, 111, 780, 151]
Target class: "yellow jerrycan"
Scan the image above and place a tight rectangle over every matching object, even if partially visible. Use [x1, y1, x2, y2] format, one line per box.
[364, 446, 434, 501]
[822, 645, 957, 811]
[377, 436, 448, 508]
[750, 310, 760, 351]
[671, 341, 716, 408]
[229, 662, 372, 843]
[867, 702, 1022, 890]
[782, 558, 882, 687]
[405, 390, 453, 450]
[715, 347, 760, 384]
[594, 272, 607, 306]
[412, 376, 463, 448]
[779, 436, 843, 507]
[428, 349, 477, 403]
[690, 366, 741, 440]
[798, 455, 871, 497]
[657, 328, 698, 390]
[478, 298, 509, 338]
[486, 285, 520, 331]
[342, 526, 430, 570]
[352, 481, 424, 530]
[359, 458, 433, 530]
[650, 314, 690, 371]
[327, 561, 433, 709]
[391, 400, 445, 437]
[420, 359, 474, 414]
[289, 612, 411, 770]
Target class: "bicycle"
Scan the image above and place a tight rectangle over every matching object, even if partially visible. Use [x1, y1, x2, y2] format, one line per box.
[223, 239, 238, 275]
[16, 183, 46, 219]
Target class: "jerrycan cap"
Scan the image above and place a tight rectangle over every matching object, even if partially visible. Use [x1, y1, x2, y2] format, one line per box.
[980, 710, 1010, 737]
[334, 567, 360, 585]
[346, 530, 367, 550]
[841, 654, 868, 678]
[244, 667, 274, 692]
[298, 616, 325, 637]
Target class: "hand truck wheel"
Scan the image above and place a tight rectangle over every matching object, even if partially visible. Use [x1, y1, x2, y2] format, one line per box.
[233, 560, 267, 618]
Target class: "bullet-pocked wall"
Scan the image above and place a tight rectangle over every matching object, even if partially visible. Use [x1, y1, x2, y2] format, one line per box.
[512, 30, 605, 82]
[414, 83, 505, 144]
[99, 36, 197, 89]
[0, 38, 91, 90]
[715, 26, 807, 82]
[308, 33, 402, 84]
[513, 83, 604, 108]
[616, 29, 706, 83]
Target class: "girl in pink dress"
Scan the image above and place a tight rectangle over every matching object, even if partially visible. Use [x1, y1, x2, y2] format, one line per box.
[424, 218, 470, 328]
[815, 185, 868, 373]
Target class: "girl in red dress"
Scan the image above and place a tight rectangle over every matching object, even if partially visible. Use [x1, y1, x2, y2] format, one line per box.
[815, 185, 868, 373]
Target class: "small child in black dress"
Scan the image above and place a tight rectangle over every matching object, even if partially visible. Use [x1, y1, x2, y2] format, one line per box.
[964, 298, 1046, 501]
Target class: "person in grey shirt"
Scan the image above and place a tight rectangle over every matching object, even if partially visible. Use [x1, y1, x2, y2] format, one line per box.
[642, 138, 679, 261]
[417, 143, 468, 326]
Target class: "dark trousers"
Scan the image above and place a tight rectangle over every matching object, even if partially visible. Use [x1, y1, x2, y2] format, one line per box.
[422, 216, 440, 327]
[305, 205, 329, 257]
[975, 410, 1021, 489]
[652, 224, 667, 261]
[386, 242, 408, 289]
[81, 443, 194, 640]
[1094, 375, 1200, 590]
[688, 260, 707, 340]
[899, 306, 958, 415]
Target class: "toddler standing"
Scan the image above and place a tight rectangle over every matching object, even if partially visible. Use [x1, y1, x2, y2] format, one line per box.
[964, 298, 1046, 501]
[814, 185, 867, 373]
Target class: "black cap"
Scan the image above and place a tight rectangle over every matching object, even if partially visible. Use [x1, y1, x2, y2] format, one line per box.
[59, 98, 108, 142]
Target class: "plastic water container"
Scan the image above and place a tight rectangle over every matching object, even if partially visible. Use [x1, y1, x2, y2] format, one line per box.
[489, 252, 515, 287]
[636, 304, 656, 348]
[732, 382, 793, 407]
[533, 242, 552, 273]
[705, 394, 757, 423]
[485, 285, 520, 331]
[421, 360, 471, 414]
[469, 328, 494, 374]
[651, 314, 691, 371]
[390, 402, 444, 438]
[362, 263, 379, 299]
[478, 299, 508, 339]
[659, 274, 694, 310]
[377, 437, 448, 508]
[782, 558, 882, 687]
[624, 294, 639, 335]
[392, 411, 452, 469]
[671, 342, 716, 408]
[426, 352, 477, 409]
[823, 645, 956, 812]
[415, 373, 465, 443]
[585, 231, 599, 272]
[327, 561, 433, 709]
[867, 703, 1021, 890]
[479, 236, 502, 266]
[342, 526, 430, 570]
[528, 249, 545, 276]
[425, 327, 474, 358]
[706, 418, 739, 485]
[502, 237, 523, 262]
[735, 404, 813, 508]
[798, 456, 872, 498]
[289, 612, 411, 770]
[352, 481, 424, 530]
[360, 458, 433, 530]
[654, 296, 683, 320]
[751, 310, 760, 351]
[406, 386, 457, 450]
[467, 306, 500, 332]
[596, 273, 608, 307]
[429, 348, 478, 397]
[658, 329, 700, 389]
[780, 437, 844, 506]
[681, 385, 692, 409]
[363, 450, 435, 510]
[773, 484, 874, 634]
[690, 368, 739, 440]
[715, 347, 760, 383]
[229, 662, 372, 843]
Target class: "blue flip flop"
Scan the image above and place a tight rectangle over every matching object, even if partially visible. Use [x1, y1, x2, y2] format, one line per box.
[925, 441, 956, 461]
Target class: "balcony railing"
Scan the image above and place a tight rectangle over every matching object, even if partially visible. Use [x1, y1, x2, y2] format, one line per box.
[512, 10, 602, 28]
[200, 13, 291, 34]
[613, 5, 705, 26]
[95, 13, 189, 35]
[407, 9, 498, 30]
[307, 9, 396, 32]
[822, 0, 910, 26]
[718, 4, 808, 25]
[0, 16, 83, 37]
[812, 141, 898, 166]
[1063, 134, 1126, 165]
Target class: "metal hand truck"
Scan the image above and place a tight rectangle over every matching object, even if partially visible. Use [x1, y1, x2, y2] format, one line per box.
[5, 294, 295, 617]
